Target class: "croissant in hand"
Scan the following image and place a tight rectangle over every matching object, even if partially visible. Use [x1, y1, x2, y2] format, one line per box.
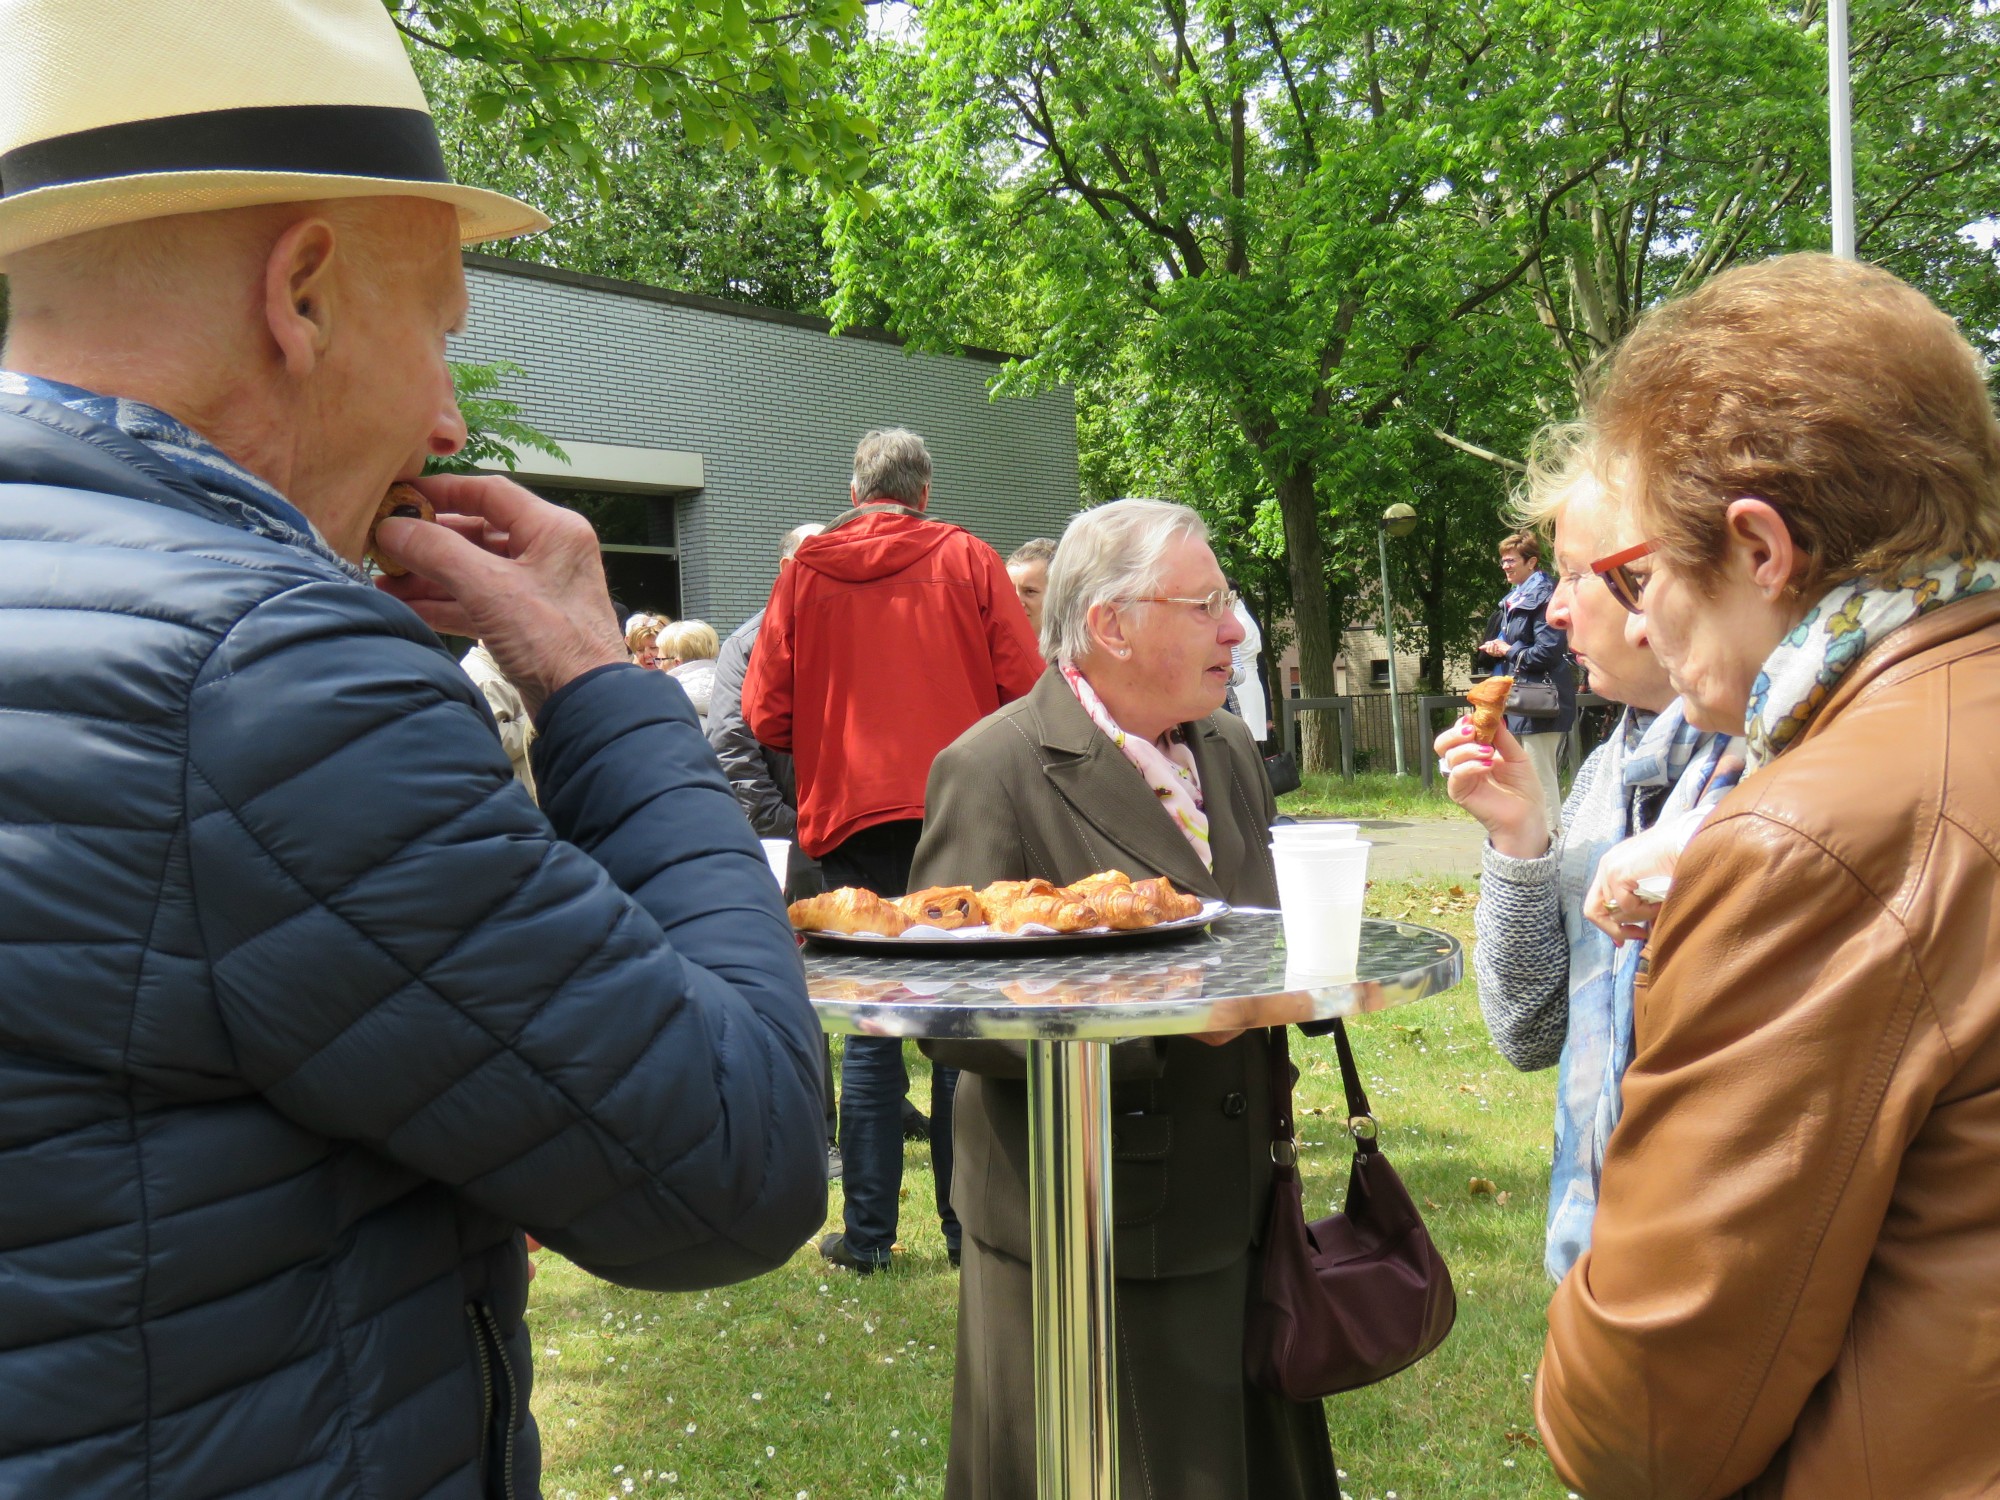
[1465, 675, 1512, 746]
[788, 887, 914, 936]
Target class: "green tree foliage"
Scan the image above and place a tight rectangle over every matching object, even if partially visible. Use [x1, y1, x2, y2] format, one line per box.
[422, 46, 834, 309]
[387, 0, 876, 189]
[829, 0, 2000, 763]
[433, 359, 570, 474]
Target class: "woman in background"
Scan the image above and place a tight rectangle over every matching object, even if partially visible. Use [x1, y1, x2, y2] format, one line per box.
[659, 619, 720, 717]
[624, 612, 668, 669]
[1477, 530, 1576, 835]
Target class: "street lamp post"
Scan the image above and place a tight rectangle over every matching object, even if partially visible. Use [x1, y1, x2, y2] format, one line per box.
[1378, 503, 1418, 776]
[1829, 0, 1855, 258]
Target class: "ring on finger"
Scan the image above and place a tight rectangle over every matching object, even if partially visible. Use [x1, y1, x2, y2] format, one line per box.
[1603, 898, 1620, 914]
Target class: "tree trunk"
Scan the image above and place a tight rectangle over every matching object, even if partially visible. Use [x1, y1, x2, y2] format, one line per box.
[1275, 462, 1339, 773]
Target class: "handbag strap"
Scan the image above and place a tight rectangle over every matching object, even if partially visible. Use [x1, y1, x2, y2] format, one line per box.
[1266, 1023, 1380, 1176]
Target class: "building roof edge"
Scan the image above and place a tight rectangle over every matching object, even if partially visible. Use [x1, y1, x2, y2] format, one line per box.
[462, 251, 1023, 368]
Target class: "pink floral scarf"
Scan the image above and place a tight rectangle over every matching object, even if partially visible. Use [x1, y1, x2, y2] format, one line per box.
[1061, 664, 1212, 870]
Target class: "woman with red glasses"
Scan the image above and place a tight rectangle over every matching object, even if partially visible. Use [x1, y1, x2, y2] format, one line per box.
[1534, 253, 2000, 1500]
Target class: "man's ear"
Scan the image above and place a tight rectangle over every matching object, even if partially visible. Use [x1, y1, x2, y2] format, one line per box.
[1723, 498, 1798, 600]
[263, 216, 339, 378]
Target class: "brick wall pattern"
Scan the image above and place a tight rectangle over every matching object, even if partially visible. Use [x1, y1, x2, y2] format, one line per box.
[451, 259, 1080, 631]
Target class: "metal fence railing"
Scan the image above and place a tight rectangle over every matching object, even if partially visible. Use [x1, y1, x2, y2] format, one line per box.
[1276, 690, 1615, 785]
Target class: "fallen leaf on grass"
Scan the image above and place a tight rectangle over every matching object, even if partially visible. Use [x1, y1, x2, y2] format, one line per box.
[1424, 1198, 1442, 1211]
[1506, 1429, 1543, 1451]
[1495, 1191, 1511, 1207]
[1468, 1177, 1496, 1196]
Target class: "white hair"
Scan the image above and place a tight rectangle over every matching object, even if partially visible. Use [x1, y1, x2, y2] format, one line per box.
[1043, 499, 1211, 664]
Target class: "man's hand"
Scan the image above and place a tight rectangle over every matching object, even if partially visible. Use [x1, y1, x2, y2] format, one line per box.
[373, 474, 628, 714]
[1434, 714, 1550, 860]
[1480, 639, 1509, 659]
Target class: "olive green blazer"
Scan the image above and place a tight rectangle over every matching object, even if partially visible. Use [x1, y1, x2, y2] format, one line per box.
[910, 668, 1283, 1279]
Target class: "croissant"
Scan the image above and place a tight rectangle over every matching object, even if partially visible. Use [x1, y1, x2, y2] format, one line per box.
[978, 878, 1059, 908]
[366, 483, 434, 577]
[788, 887, 914, 936]
[1092, 886, 1169, 929]
[1063, 870, 1132, 900]
[1465, 675, 1513, 746]
[986, 892, 1102, 934]
[1130, 877, 1203, 922]
[897, 885, 985, 929]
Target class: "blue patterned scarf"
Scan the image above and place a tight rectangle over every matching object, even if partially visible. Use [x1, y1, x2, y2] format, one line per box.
[1544, 703, 1743, 1279]
[0, 370, 365, 583]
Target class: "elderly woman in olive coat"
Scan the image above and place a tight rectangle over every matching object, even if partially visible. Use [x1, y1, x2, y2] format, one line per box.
[910, 500, 1337, 1500]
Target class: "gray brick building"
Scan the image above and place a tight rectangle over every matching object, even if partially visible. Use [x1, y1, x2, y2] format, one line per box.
[450, 254, 1079, 631]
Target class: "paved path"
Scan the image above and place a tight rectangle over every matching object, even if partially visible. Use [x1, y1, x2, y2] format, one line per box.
[1291, 813, 1488, 882]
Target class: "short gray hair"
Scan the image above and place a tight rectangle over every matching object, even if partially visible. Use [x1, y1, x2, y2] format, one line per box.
[1043, 499, 1210, 664]
[852, 428, 933, 506]
[780, 521, 825, 560]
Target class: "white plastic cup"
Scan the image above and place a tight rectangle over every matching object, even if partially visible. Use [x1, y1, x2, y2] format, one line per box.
[759, 838, 791, 890]
[1270, 822, 1360, 848]
[1272, 839, 1370, 979]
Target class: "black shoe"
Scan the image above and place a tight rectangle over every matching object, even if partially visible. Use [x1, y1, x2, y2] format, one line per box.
[818, 1232, 890, 1275]
[825, 1145, 843, 1181]
[947, 1245, 962, 1269]
[901, 1103, 931, 1141]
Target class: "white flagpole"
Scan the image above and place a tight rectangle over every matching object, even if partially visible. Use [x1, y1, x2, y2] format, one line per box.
[1829, 0, 1856, 257]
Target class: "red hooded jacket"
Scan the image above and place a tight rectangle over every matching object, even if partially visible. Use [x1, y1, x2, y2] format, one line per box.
[742, 508, 1043, 858]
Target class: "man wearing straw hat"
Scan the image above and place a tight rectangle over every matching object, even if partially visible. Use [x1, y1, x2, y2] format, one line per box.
[0, 2, 827, 1494]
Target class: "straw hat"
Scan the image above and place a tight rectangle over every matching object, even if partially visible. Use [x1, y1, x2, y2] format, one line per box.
[0, 0, 549, 268]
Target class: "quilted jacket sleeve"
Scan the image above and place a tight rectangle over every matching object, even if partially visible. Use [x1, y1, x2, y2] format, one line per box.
[184, 581, 826, 1291]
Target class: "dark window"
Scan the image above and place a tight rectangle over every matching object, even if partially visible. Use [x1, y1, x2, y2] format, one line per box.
[532, 484, 681, 619]
[1370, 658, 1391, 689]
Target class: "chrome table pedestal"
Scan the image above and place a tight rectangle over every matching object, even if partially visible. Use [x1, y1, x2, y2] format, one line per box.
[804, 912, 1462, 1500]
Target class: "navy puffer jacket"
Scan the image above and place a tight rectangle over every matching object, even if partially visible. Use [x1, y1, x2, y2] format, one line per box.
[0, 396, 826, 1498]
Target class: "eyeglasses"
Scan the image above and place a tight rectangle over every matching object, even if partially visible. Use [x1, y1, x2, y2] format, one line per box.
[1591, 539, 1660, 613]
[1129, 587, 1240, 621]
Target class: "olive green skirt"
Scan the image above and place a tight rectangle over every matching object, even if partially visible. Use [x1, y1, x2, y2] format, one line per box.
[945, 1235, 1339, 1500]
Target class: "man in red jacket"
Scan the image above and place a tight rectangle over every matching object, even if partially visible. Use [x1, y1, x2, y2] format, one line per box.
[745, 426, 1042, 1273]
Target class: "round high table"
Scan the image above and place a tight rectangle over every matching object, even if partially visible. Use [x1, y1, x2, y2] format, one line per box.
[804, 910, 1462, 1500]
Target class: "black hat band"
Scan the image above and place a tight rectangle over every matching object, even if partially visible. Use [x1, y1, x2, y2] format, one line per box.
[0, 104, 449, 199]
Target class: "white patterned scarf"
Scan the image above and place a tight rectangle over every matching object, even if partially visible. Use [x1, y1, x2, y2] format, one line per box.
[1746, 556, 2000, 770]
[1061, 663, 1212, 870]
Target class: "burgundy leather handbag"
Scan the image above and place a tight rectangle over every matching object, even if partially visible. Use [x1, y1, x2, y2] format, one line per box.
[1245, 1023, 1457, 1400]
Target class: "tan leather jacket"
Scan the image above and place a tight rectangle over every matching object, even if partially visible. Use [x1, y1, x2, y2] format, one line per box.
[1536, 594, 2000, 1498]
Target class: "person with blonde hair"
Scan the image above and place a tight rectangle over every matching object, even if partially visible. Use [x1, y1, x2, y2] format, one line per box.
[1536, 253, 2000, 1500]
[625, 610, 669, 667]
[0, 3, 826, 1492]
[1436, 425, 1740, 1280]
[659, 618, 721, 716]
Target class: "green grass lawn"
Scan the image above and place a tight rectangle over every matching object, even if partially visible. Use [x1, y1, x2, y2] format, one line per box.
[527, 879, 1571, 1500]
[1278, 772, 1456, 821]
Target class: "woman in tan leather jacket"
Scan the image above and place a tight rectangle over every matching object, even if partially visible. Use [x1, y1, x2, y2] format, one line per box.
[1534, 253, 2000, 1499]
